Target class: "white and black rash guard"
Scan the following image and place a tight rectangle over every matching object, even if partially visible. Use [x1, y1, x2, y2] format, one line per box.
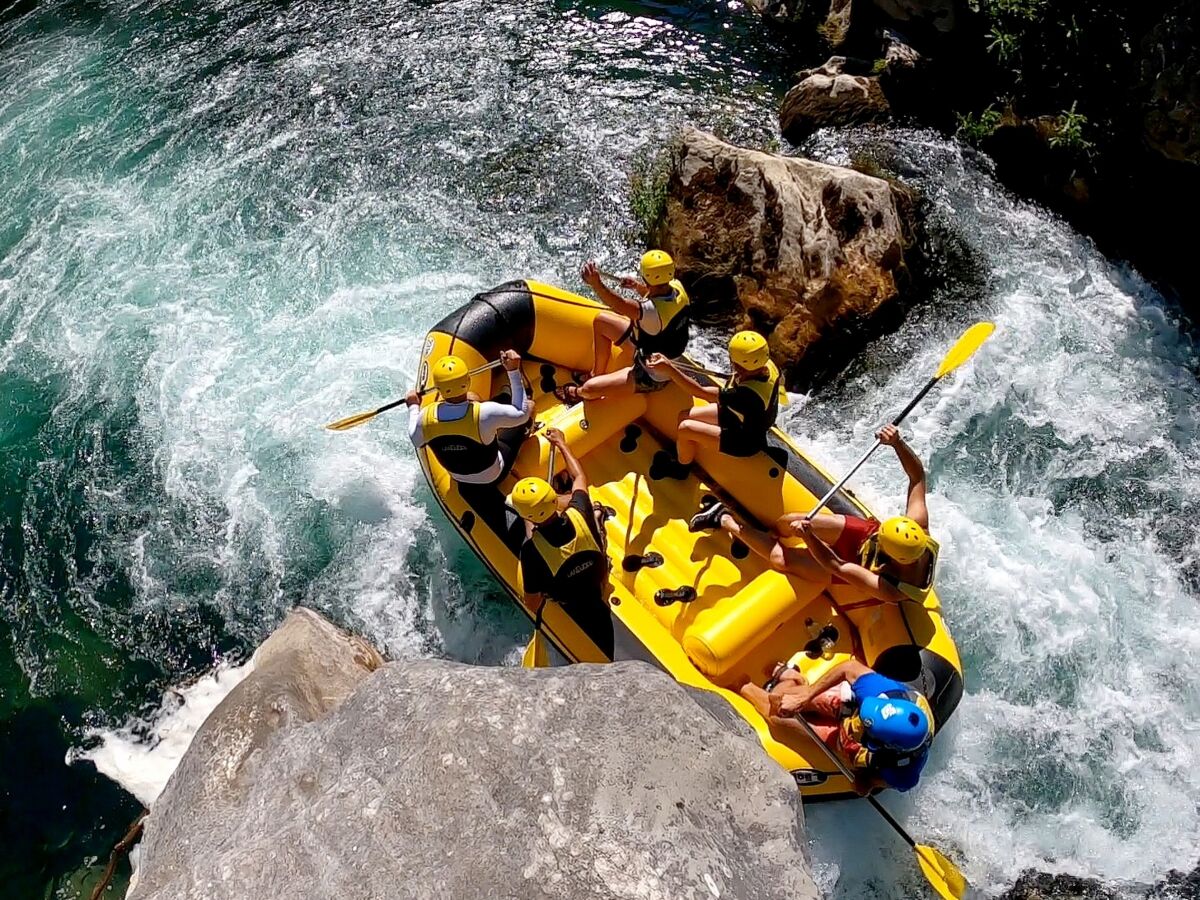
[407, 368, 530, 484]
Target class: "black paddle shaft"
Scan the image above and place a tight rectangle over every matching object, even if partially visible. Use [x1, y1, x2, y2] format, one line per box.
[868, 795, 917, 849]
[891, 375, 940, 428]
[371, 397, 408, 415]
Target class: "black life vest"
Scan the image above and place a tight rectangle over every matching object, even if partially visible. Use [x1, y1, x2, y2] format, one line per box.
[529, 507, 606, 602]
[420, 402, 497, 477]
[632, 280, 691, 360]
[717, 360, 782, 434]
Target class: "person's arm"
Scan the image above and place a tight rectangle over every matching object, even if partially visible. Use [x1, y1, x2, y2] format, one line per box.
[581, 261, 644, 320]
[476, 350, 533, 441]
[619, 274, 650, 297]
[795, 520, 907, 603]
[501, 350, 527, 411]
[545, 428, 586, 493]
[877, 424, 927, 530]
[644, 353, 721, 400]
[405, 389, 423, 445]
[772, 660, 873, 716]
[518, 545, 546, 605]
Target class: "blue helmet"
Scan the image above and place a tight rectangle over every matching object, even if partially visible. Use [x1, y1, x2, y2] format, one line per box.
[859, 696, 931, 752]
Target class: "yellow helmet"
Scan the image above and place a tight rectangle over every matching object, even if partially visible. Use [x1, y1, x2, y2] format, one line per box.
[431, 355, 471, 398]
[728, 330, 770, 370]
[506, 477, 558, 524]
[640, 250, 675, 286]
[878, 516, 929, 564]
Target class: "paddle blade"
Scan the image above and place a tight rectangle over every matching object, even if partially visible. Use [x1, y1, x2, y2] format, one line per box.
[915, 845, 967, 900]
[521, 632, 550, 669]
[325, 410, 380, 431]
[935, 322, 995, 379]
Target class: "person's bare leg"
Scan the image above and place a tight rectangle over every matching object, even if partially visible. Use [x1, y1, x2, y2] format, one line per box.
[739, 680, 812, 740]
[676, 419, 721, 465]
[720, 511, 828, 582]
[678, 404, 718, 424]
[740, 681, 772, 717]
[591, 312, 630, 378]
[577, 367, 636, 401]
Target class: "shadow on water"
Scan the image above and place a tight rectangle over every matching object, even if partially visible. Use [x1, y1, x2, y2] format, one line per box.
[0, 621, 142, 897]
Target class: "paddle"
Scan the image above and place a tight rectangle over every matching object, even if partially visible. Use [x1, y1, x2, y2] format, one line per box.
[791, 715, 967, 900]
[325, 360, 504, 432]
[805, 322, 995, 519]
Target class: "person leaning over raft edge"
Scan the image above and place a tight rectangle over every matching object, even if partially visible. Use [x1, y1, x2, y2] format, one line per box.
[690, 424, 939, 605]
[507, 428, 615, 659]
[740, 659, 935, 793]
[406, 348, 533, 487]
[554, 250, 691, 405]
[644, 329, 783, 466]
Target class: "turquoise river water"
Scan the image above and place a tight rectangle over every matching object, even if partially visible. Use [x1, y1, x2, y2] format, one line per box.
[0, 1, 1197, 898]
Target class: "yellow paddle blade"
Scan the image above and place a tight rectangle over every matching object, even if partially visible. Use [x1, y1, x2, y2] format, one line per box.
[521, 631, 550, 669]
[935, 321, 996, 379]
[325, 410, 381, 431]
[915, 845, 968, 900]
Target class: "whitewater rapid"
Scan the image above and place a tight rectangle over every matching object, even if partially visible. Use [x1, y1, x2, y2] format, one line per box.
[1, 1, 1197, 897]
[795, 130, 1200, 897]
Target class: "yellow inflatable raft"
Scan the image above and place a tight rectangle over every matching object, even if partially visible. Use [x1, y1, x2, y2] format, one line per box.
[415, 280, 963, 799]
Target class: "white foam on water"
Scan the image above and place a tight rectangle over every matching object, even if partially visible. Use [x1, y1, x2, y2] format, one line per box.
[5, 7, 1198, 897]
[73, 660, 254, 808]
[791, 130, 1200, 896]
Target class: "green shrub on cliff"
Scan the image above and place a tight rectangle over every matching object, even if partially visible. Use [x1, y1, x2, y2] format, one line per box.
[1048, 103, 1093, 155]
[966, 0, 1140, 131]
[628, 137, 679, 245]
[956, 106, 1003, 143]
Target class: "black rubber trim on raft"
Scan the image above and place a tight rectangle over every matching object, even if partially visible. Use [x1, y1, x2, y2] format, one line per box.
[764, 433, 859, 518]
[425, 283, 667, 666]
[871, 645, 964, 728]
[431, 279, 536, 358]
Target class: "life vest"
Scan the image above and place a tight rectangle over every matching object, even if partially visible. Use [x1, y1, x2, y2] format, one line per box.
[419, 402, 497, 477]
[843, 689, 935, 771]
[529, 507, 607, 602]
[717, 360, 782, 433]
[632, 280, 691, 360]
[858, 532, 941, 602]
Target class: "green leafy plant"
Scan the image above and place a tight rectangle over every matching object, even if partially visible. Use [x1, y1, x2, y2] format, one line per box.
[956, 106, 1004, 143]
[986, 25, 1019, 62]
[989, 0, 1046, 20]
[628, 138, 678, 245]
[1048, 102, 1094, 154]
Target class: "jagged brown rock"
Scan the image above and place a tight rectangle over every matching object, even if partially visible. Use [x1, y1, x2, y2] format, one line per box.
[780, 57, 892, 144]
[654, 128, 917, 375]
[870, 0, 957, 33]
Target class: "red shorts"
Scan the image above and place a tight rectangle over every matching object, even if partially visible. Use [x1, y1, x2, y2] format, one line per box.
[832, 515, 880, 561]
[805, 687, 863, 758]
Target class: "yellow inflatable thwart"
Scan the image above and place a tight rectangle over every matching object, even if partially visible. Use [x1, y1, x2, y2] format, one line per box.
[415, 279, 964, 799]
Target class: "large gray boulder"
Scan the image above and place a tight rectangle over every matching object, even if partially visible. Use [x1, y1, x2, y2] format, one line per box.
[129, 609, 818, 900]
